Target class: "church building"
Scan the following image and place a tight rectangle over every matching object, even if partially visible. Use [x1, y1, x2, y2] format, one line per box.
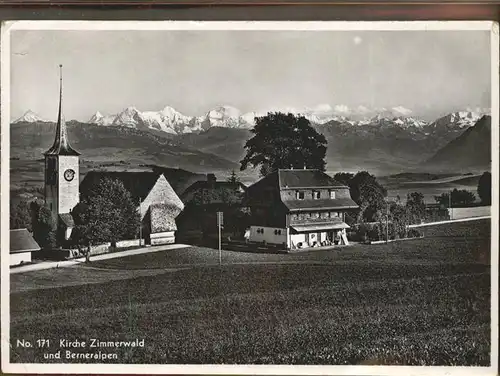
[43, 65, 184, 249]
[43, 65, 80, 243]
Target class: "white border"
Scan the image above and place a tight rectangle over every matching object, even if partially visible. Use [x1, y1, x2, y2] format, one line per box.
[1, 20, 498, 376]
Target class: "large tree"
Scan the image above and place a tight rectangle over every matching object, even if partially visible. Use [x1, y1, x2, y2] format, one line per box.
[29, 199, 56, 250]
[240, 112, 327, 176]
[435, 189, 475, 208]
[333, 172, 355, 187]
[477, 171, 491, 205]
[70, 177, 140, 262]
[406, 192, 426, 225]
[10, 200, 32, 230]
[347, 171, 387, 222]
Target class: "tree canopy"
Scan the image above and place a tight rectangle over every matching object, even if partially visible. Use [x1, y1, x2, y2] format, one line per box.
[406, 192, 426, 225]
[434, 189, 476, 208]
[477, 171, 491, 205]
[240, 112, 327, 176]
[333, 172, 355, 187]
[71, 177, 140, 261]
[227, 170, 240, 184]
[10, 200, 32, 230]
[29, 199, 56, 250]
[347, 171, 387, 222]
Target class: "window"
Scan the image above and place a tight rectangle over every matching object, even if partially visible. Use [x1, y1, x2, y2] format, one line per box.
[312, 212, 320, 219]
[321, 212, 329, 219]
[313, 190, 320, 199]
[331, 211, 338, 217]
[296, 191, 305, 200]
[291, 214, 298, 221]
[329, 190, 336, 199]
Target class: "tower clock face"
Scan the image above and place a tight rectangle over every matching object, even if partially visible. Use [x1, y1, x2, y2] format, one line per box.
[64, 169, 75, 182]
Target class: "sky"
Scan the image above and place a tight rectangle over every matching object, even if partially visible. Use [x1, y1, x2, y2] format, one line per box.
[10, 29, 491, 122]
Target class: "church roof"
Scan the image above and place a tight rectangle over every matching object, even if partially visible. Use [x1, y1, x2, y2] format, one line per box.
[80, 171, 162, 202]
[44, 65, 80, 156]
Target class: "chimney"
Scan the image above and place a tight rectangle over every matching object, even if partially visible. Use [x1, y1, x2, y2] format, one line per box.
[207, 173, 216, 186]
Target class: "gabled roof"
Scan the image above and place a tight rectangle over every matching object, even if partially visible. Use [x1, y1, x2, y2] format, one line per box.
[44, 65, 80, 156]
[181, 180, 247, 199]
[277, 169, 347, 189]
[80, 171, 161, 202]
[10, 229, 40, 254]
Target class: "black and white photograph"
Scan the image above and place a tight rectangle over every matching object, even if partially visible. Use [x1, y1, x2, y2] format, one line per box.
[1, 20, 498, 374]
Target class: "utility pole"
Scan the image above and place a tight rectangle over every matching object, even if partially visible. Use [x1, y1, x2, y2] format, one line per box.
[139, 197, 142, 246]
[449, 190, 453, 220]
[386, 199, 389, 244]
[217, 211, 223, 266]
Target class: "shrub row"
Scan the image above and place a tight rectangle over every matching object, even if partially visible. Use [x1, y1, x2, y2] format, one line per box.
[349, 222, 421, 243]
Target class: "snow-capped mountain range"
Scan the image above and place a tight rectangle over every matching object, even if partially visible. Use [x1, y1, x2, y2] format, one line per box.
[13, 105, 490, 136]
[13, 110, 48, 123]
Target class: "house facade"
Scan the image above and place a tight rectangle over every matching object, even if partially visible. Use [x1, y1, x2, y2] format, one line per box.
[10, 228, 41, 266]
[245, 169, 359, 249]
[176, 173, 248, 241]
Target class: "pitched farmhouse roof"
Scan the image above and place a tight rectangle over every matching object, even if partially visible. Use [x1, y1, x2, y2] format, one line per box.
[277, 169, 347, 189]
[181, 180, 247, 200]
[10, 229, 41, 254]
[80, 171, 161, 202]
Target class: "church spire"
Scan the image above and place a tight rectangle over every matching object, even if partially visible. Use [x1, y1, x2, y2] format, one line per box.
[44, 64, 80, 156]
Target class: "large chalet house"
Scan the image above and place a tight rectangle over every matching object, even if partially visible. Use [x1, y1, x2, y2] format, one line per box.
[245, 169, 359, 249]
[176, 173, 247, 241]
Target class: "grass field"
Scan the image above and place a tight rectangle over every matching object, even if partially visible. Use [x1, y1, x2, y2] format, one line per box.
[10, 220, 491, 365]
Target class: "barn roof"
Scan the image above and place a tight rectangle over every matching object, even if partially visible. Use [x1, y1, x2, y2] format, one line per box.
[10, 229, 41, 254]
[181, 180, 247, 199]
[80, 171, 161, 202]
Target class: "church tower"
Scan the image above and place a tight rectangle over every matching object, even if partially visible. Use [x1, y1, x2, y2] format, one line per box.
[44, 65, 80, 229]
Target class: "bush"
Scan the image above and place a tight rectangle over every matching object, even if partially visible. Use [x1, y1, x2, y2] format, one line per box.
[408, 228, 422, 238]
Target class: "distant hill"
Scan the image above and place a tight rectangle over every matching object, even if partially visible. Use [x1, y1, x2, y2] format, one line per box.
[10, 121, 237, 173]
[174, 127, 253, 164]
[425, 115, 491, 172]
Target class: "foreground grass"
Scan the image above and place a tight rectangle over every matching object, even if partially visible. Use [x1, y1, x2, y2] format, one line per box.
[10, 220, 491, 365]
